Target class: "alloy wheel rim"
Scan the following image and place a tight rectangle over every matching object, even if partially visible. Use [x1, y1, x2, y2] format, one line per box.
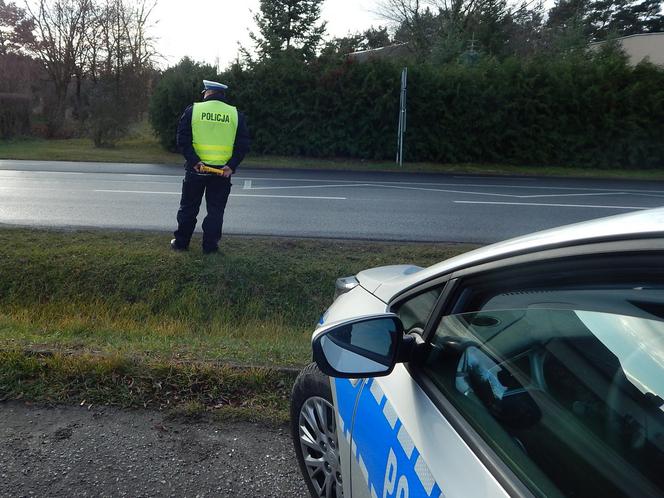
[298, 396, 344, 498]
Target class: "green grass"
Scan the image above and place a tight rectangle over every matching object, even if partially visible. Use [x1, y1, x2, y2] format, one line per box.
[0, 228, 472, 367]
[2, 134, 663, 180]
[0, 228, 473, 419]
[0, 136, 181, 164]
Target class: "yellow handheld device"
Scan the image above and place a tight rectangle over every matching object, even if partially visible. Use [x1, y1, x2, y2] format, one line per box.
[199, 165, 226, 175]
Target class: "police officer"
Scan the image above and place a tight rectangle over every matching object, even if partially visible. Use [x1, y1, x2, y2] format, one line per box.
[171, 80, 250, 254]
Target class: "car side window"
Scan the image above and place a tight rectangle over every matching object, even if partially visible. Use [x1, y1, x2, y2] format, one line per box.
[392, 287, 443, 333]
[422, 283, 664, 498]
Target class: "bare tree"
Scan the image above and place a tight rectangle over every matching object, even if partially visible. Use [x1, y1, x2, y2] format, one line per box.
[25, 0, 158, 136]
[25, 0, 94, 134]
[377, 0, 440, 59]
[0, 0, 34, 55]
[84, 0, 158, 144]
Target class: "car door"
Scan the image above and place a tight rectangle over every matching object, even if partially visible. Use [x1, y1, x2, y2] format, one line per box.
[343, 283, 513, 498]
[346, 251, 664, 498]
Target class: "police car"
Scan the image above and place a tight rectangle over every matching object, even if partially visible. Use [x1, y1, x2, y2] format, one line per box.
[290, 208, 664, 498]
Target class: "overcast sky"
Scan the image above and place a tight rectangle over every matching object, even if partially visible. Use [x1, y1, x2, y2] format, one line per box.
[152, 0, 386, 70]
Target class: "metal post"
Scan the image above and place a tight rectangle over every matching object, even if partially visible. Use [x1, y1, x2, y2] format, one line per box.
[396, 67, 408, 167]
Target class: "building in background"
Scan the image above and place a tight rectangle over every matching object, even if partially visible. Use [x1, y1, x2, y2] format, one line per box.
[590, 32, 664, 66]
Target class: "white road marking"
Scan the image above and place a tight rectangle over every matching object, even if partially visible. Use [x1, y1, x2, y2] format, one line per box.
[378, 184, 535, 198]
[453, 175, 536, 180]
[2, 168, 664, 195]
[378, 185, 638, 199]
[0, 180, 651, 204]
[93, 189, 346, 200]
[0, 186, 73, 191]
[0, 171, 86, 176]
[454, 200, 648, 210]
[247, 182, 532, 200]
[0, 182, 653, 207]
[123, 173, 182, 178]
[629, 192, 664, 199]
[0, 180, 179, 190]
[233, 193, 347, 200]
[2, 170, 200, 180]
[247, 182, 532, 198]
[517, 192, 630, 199]
[95, 190, 179, 194]
[235, 175, 664, 195]
[245, 183, 368, 191]
[243, 181, 648, 200]
[0, 177, 182, 186]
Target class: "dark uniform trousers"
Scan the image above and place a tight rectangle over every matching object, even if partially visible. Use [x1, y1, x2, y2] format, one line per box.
[173, 171, 232, 251]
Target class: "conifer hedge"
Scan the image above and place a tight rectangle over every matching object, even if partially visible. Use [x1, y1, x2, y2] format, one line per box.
[152, 51, 664, 169]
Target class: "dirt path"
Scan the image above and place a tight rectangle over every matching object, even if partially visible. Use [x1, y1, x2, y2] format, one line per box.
[0, 401, 307, 497]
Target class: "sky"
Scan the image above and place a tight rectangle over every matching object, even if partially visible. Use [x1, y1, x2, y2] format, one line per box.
[152, 0, 386, 70]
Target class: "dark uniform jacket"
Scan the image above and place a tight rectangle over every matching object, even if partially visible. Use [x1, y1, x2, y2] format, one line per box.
[176, 94, 250, 173]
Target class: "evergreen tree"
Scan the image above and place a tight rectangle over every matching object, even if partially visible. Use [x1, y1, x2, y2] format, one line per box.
[383, 0, 544, 61]
[547, 0, 664, 42]
[320, 33, 365, 59]
[363, 26, 392, 49]
[585, 0, 664, 39]
[503, 2, 546, 57]
[320, 26, 392, 60]
[249, 0, 326, 61]
[149, 57, 218, 151]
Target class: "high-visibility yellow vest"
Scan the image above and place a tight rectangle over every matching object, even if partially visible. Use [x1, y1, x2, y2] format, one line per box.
[192, 100, 239, 165]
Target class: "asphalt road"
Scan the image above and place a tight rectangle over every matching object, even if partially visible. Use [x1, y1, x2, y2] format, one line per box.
[0, 401, 307, 498]
[1, 160, 663, 243]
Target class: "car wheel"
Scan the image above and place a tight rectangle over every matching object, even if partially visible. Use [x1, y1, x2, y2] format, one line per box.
[291, 363, 344, 498]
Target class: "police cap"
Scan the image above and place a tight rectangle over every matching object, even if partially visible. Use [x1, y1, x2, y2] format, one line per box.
[201, 80, 228, 94]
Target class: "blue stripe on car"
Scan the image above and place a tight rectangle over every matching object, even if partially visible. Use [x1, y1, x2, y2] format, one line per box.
[335, 378, 443, 498]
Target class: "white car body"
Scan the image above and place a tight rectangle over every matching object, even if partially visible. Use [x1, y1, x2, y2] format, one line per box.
[311, 208, 664, 498]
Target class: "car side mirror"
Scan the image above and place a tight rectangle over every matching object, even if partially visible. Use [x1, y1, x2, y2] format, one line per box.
[312, 314, 403, 378]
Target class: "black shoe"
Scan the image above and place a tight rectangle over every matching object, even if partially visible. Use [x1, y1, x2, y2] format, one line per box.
[202, 245, 219, 255]
[170, 239, 187, 251]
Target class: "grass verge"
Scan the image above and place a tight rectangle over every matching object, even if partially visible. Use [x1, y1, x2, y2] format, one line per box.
[0, 350, 296, 424]
[0, 228, 474, 420]
[2, 135, 663, 180]
[0, 136, 180, 164]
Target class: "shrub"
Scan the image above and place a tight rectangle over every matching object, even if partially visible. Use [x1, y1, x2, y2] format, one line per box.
[151, 49, 664, 169]
[0, 93, 31, 138]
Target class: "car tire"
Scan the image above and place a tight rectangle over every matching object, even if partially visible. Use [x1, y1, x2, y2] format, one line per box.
[291, 363, 344, 498]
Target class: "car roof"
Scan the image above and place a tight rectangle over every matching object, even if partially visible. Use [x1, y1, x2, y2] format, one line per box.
[374, 207, 664, 302]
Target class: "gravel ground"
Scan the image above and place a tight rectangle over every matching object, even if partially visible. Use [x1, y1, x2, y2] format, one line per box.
[0, 401, 308, 497]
